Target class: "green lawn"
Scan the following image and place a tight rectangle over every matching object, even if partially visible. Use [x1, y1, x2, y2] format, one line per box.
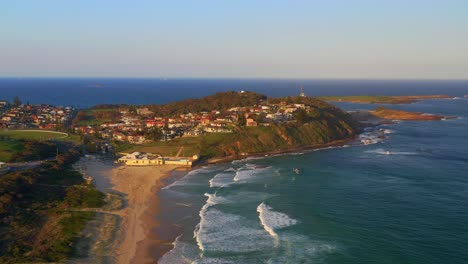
[119, 133, 231, 157]
[0, 130, 80, 143]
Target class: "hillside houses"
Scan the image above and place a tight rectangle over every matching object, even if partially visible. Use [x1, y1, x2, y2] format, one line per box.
[0, 103, 74, 129]
[72, 97, 314, 144]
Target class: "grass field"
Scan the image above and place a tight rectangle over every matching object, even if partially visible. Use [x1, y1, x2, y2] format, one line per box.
[120, 133, 231, 157]
[0, 130, 80, 142]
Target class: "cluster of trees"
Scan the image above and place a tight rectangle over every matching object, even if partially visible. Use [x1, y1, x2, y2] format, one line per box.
[92, 110, 121, 121]
[146, 91, 266, 116]
[0, 144, 106, 262]
[72, 109, 121, 126]
[8, 140, 57, 163]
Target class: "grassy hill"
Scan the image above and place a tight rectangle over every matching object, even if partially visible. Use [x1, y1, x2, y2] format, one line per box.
[0, 146, 105, 263]
[126, 95, 358, 160]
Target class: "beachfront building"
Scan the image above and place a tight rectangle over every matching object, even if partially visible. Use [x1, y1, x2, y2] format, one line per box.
[117, 152, 197, 167]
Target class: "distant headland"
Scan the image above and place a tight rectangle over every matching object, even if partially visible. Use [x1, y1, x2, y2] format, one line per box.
[319, 95, 452, 104]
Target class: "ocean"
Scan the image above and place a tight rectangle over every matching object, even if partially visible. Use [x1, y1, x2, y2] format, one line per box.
[1, 78, 467, 108]
[157, 98, 468, 263]
[2, 78, 467, 263]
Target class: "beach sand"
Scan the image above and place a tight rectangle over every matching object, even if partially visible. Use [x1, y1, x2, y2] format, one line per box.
[74, 157, 180, 264]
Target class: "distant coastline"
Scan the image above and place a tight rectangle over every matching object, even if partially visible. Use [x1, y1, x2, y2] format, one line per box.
[319, 94, 452, 104]
[1, 78, 467, 108]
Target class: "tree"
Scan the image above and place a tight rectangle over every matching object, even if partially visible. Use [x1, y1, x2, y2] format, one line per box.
[237, 112, 247, 126]
[13, 96, 22, 106]
[145, 127, 162, 141]
[294, 109, 310, 125]
[129, 105, 137, 114]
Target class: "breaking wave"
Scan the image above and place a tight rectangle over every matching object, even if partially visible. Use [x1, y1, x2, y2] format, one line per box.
[195, 208, 272, 253]
[257, 202, 298, 240]
[366, 148, 418, 156]
[209, 172, 235, 188]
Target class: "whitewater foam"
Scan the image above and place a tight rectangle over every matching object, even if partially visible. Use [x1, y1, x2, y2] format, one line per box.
[257, 202, 298, 240]
[195, 208, 272, 253]
[209, 172, 235, 188]
[366, 148, 418, 156]
[158, 234, 199, 264]
[233, 165, 271, 182]
[162, 167, 212, 190]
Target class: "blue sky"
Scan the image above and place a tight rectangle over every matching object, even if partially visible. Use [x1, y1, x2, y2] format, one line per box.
[1, 0, 467, 79]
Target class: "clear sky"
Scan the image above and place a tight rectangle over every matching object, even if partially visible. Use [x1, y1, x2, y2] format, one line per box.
[1, 0, 468, 79]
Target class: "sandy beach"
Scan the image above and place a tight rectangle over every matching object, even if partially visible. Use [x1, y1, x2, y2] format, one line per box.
[74, 157, 180, 264]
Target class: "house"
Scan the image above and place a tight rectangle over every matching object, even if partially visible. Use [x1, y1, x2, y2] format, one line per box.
[204, 126, 232, 133]
[246, 118, 258, 127]
[137, 107, 154, 116]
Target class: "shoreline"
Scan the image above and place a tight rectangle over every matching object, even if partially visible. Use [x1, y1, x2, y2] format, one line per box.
[203, 137, 357, 165]
[131, 167, 190, 263]
[111, 165, 180, 264]
[73, 157, 180, 264]
[74, 137, 358, 263]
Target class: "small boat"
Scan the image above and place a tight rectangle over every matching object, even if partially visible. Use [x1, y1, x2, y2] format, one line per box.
[293, 168, 300, 174]
[384, 151, 391, 155]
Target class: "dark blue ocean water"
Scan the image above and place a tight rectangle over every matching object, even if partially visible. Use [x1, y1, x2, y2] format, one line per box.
[0, 78, 467, 108]
[158, 98, 468, 264]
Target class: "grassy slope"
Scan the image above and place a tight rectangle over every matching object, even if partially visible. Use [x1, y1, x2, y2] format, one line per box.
[119, 95, 358, 159]
[0, 130, 80, 143]
[125, 118, 356, 159]
[0, 130, 80, 162]
[216, 120, 356, 157]
[0, 150, 105, 263]
[123, 133, 230, 157]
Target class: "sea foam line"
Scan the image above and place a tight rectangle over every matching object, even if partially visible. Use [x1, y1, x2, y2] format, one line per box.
[257, 202, 298, 243]
[194, 193, 225, 252]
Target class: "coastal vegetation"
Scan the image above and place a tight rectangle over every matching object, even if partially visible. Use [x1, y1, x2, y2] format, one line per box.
[370, 106, 446, 121]
[319, 95, 451, 104]
[0, 140, 23, 162]
[124, 94, 358, 160]
[0, 143, 105, 263]
[73, 108, 121, 126]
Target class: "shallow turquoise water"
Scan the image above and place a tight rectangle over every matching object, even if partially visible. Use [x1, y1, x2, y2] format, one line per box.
[158, 98, 468, 264]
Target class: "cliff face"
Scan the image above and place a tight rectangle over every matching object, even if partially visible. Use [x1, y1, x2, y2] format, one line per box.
[215, 111, 357, 157]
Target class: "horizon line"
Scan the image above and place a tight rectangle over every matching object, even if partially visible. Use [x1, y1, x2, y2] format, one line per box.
[1, 76, 468, 82]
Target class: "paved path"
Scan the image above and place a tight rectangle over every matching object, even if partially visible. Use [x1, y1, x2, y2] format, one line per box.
[7, 157, 56, 171]
[175, 146, 184, 157]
